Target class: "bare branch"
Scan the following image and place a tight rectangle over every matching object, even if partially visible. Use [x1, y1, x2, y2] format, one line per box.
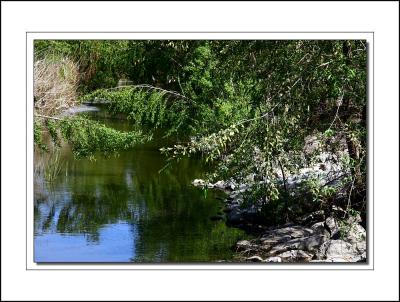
[327, 92, 344, 130]
[35, 114, 63, 121]
[317, 61, 333, 68]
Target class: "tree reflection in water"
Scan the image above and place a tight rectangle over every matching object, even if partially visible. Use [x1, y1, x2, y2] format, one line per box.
[34, 115, 247, 262]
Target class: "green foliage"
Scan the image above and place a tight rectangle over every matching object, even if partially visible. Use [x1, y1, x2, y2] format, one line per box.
[182, 44, 217, 102]
[60, 116, 148, 158]
[34, 121, 48, 152]
[34, 40, 367, 222]
[81, 87, 193, 136]
[35, 116, 148, 159]
[46, 119, 61, 147]
[160, 40, 367, 218]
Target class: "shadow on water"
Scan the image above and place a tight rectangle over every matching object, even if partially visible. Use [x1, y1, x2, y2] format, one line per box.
[34, 109, 247, 262]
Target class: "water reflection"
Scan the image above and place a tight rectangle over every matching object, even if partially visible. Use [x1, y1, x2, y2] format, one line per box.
[34, 113, 247, 262]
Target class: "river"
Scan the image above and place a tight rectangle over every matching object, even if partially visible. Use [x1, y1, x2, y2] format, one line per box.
[34, 108, 248, 262]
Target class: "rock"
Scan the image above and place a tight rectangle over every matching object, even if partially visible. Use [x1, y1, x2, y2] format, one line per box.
[269, 234, 327, 255]
[226, 195, 235, 202]
[228, 191, 239, 198]
[347, 212, 362, 224]
[277, 250, 313, 262]
[318, 239, 362, 262]
[263, 256, 282, 263]
[228, 199, 241, 206]
[325, 216, 340, 239]
[213, 180, 226, 189]
[239, 184, 248, 190]
[193, 179, 239, 191]
[302, 235, 328, 252]
[303, 135, 321, 154]
[255, 224, 328, 257]
[311, 222, 329, 236]
[268, 242, 295, 255]
[236, 240, 252, 251]
[344, 223, 366, 254]
[300, 210, 325, 225]
[233, 217, 366, 262]
[263, 225, 314, 239]
[346, 222, 366, 241]
[260, 235, 292, 245]
[310, 258, 348, 263]
[247, 255, 264, 262]
[192, 179, 206, 187]
[233, 197, 244, 204]
[221, 181, 237, 191]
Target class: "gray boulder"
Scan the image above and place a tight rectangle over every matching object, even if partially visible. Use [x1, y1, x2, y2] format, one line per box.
[262, 225, 314, 239]
[343, 223, 367, 255]
[311, 222, 329, 236]
[325, 216, 340, 238]
[192, 179, 206, 187]
[269, 234, 327, 255]
[277, 250, 313, 262]
[236, 240, 252, 251]
[263, 256, 282, 263]
[246, 255, 264, 262]
[213, 180, 226, 189]
[318, 239, 363, 262]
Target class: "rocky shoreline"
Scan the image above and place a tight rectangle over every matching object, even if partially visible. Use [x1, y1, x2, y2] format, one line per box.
[192, 179, 367, 263]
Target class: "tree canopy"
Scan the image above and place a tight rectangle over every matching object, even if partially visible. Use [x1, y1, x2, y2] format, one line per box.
[34, 40, 367, 224]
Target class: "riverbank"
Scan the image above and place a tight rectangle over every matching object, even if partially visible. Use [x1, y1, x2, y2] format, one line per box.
[52, 105, 367, 263]
[193, 178, 367, 263]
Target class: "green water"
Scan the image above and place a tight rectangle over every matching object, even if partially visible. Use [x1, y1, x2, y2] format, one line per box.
[34, 110, 247, 263]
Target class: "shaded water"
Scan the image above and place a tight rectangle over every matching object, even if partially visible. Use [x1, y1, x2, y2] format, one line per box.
[34, 110, 247, 262]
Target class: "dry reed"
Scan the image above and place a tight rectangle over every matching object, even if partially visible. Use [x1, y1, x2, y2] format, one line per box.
[34, 56, 79, 116]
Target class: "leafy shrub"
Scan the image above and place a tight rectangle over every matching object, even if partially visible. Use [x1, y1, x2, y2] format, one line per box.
[34, 116, 148, 159]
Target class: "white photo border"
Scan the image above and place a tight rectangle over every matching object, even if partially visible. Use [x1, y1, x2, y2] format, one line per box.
[26, 31, 374, 271]
[2, 1, 399, 300]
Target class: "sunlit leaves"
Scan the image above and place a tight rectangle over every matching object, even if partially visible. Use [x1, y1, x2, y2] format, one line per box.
[34, 116, 148, 159]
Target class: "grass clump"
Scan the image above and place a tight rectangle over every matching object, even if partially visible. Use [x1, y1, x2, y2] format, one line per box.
[34, 55, 79, 116]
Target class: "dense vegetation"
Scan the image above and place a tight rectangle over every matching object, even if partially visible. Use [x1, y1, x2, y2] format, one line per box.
[34, 40, 367, 226]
